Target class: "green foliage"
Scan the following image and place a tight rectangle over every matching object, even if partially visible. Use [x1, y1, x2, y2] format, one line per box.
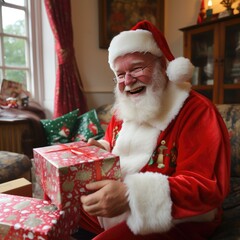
[4, 18, 25, 36]
[3, 19, 27, 83]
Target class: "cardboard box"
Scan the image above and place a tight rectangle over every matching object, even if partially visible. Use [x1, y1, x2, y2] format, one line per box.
[0, 178, 32, 197]
[0, 193, 80, 239]
[33, 141, 121, 209]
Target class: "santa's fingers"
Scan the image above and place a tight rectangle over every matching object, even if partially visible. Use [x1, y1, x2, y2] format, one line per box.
[80, 194, 99, 207]
[82, 202, 107, 216]
[87, 138, 105, 149]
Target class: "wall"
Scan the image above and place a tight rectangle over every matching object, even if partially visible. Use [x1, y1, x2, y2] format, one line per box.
[41, 1, 56, 118]
[42, 0, 239, 117]
[71, 0, 115, 110]
[71, 0, 201, 110]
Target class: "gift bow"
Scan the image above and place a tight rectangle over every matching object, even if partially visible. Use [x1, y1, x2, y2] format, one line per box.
[43, 144, 104, 187]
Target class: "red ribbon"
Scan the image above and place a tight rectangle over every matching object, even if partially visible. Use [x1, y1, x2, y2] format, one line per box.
[45, 144, 81, 154]
[44, 144, 103, 181]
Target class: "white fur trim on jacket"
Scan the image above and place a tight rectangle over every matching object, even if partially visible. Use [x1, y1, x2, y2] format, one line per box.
[148, 81, 191, 131]
[124, 172, 173, 235]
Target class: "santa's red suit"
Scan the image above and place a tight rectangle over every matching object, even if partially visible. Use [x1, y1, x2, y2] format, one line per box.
[78, 20, 231, 240]
[94, 82, 231, 239]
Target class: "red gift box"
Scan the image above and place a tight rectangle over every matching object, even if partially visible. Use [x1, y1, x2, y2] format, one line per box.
[33, 142, 121, 210]
[0, 193, 80, 239]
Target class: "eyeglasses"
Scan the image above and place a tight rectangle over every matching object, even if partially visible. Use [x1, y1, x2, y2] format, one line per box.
[113, 58, 158, 83]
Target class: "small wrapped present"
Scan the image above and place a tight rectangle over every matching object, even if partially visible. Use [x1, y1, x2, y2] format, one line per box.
[0, 193, 80, 239]
[33, 141, 121, 209]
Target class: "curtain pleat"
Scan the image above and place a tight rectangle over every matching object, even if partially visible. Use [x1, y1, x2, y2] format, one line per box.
[44, 0, 88, 118]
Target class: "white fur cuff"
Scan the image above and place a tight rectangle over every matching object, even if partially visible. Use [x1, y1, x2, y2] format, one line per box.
[124, 172, 173, 235]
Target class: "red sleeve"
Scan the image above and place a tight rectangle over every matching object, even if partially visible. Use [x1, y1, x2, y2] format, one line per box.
[103, 114, 122, 152]
[168, 98, 231, 219]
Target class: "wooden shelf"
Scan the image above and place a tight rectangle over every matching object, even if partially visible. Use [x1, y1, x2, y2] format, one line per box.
[180, 14, 240, 104]
[223, 83, 240, 89]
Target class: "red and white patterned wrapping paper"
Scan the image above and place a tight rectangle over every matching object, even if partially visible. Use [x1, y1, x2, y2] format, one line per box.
[33, 141, 121, 210]
[0, 193, 80, 240]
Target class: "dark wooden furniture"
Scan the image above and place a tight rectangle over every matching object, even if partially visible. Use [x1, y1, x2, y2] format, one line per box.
[0, 101, 46, 159]
[180, 14, 240, 104]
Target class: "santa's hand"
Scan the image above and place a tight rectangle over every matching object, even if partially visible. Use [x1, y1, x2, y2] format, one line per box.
[87, 138, 106, 150]
[80, 180, 129, 217]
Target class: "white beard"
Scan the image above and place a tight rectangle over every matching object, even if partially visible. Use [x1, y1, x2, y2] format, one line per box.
[113, 63, 167, 124]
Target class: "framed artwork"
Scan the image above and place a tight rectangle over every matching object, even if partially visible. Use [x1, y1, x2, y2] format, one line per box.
[0, 79, 22, 99]
[98, 0, 164, 49]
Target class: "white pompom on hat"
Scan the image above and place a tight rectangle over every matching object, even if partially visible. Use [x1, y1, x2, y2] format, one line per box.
[108, 20, 194, 83]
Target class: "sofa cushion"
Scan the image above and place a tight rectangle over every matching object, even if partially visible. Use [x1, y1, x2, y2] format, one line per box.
[0, 151, 32, 183]
[210, 104, 240, 239]
[96, 104, 113, 132]
[216, 104, 240, 177]
[217, 177, 240, 239]
[223, 177, 240, 209]
[71, 109, 104, 142]
[41, 109, 79, 145]
[210, 205, 240, 239]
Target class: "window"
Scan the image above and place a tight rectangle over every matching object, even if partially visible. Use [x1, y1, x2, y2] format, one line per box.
[0, 0, 43, 99]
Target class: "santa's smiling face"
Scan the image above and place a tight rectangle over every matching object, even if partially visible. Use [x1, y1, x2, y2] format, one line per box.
[113, 52, 158, 94]
[113, 52, 168, 123]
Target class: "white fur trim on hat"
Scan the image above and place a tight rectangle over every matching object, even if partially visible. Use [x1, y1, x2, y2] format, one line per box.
[124, 172, 173, 235]
[108, 29, 162, 71]
[108, 24, 194, 84]
[166, 57, 194, 83]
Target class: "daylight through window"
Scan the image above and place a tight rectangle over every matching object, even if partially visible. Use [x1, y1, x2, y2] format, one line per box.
[0, 0, 30, 90]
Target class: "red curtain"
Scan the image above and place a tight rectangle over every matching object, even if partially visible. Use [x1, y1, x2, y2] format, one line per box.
[44, 0, 88, 118]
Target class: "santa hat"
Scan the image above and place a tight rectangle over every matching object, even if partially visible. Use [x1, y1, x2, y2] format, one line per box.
[108, 20, 194, 83]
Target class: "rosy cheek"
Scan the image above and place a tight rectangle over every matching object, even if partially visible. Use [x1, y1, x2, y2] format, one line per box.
[141, 76, 152, 84]
[118, 82, 125, 92]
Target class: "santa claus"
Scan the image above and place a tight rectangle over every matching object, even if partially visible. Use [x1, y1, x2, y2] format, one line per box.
[78, 20, 231, 240]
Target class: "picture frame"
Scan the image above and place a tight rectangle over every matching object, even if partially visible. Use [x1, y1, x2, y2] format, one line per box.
[98, 0, 164, 49]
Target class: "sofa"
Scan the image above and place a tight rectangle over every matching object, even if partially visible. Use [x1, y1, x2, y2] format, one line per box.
[96, 104, 240, 240]
[210, 104, 240, 239]
[2, 102, 239, 239]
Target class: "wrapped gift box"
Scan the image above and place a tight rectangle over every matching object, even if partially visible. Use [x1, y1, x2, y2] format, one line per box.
[33, 142, 121, 209]
[0, 193, 80, 239]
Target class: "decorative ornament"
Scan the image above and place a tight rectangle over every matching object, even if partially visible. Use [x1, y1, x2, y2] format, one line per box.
[220, 0, 236, 15]
[112, 126, 119, 147]
[197, 0, 205, 24]
[169, 143, 178, 168]
[206, 0, 213, 20]
[6, 97, 18, 108]
[220, 0, 236, 9]
[156, 140, 168, 168]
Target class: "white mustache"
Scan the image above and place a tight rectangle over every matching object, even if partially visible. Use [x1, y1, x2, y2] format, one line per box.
[124, 82, 146, 92]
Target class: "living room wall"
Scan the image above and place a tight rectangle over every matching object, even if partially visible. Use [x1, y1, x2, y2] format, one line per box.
[71, 0, 200, 110]
[42, 0, 232, 117]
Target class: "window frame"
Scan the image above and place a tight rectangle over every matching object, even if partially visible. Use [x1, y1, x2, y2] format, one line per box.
[0, 0, 44, 102]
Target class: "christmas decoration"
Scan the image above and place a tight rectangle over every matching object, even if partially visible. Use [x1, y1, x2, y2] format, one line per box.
[0, 194, 80, 239]
[33, 142, 121, 210]
[197, 0, 205, 24]
[220, 0, 237, 10]
[41, 109, 79, 145]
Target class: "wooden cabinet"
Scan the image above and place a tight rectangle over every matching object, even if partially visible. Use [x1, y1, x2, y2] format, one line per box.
[180, 14, 240, 104]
